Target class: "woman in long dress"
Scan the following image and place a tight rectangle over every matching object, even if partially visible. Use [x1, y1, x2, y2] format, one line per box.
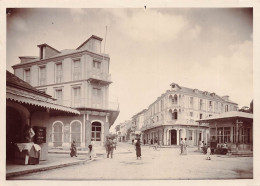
[135, 138, 141, 160]
[70, 140, 77, 157]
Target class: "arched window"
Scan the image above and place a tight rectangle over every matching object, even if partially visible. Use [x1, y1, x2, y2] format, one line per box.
[70, 121, 81, 146]
[92, 122, 101, 141]
[172, 109, 178, 120]
[172, 95, 178, 104]
[53, 122, 63, 147]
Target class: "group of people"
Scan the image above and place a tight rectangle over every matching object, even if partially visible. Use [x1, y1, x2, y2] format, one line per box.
[70, 139, 97, 159]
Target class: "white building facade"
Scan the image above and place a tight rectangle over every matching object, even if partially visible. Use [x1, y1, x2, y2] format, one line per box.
[141, 83, 238, 146]
[12, 35, 119, 148]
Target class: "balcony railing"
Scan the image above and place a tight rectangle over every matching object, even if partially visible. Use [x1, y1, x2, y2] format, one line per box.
[55, 98, 119, 111]
[86, 71, 111, 83]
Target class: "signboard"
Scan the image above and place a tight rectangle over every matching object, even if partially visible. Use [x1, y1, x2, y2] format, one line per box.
[33, 126, 46, 144]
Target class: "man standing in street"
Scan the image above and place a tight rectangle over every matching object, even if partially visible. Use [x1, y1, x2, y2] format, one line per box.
[106, 137, 113, 158]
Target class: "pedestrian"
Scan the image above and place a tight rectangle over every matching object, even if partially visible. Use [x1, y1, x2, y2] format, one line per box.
[206, 145, 211, 160]
[88, 143, 93, 160]
[135, 138, 141, 160]
[154, 137, 158, 150]
[91, 138, 97, 158]
[132, 139, 134, 145]
[106, 137, 113, 158]
[180, 138, 184, 155]
[113, 138, 117, 150]
[183, 138, 187, 155]
[200, 141, 204, 152]
[70, 140, 77, 157]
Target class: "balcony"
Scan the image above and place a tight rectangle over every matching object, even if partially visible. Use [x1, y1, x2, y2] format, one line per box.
[86, 71, 112, 85]
[55, 98, 119, 111]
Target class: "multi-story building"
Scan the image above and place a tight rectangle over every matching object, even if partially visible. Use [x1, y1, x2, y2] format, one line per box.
[131, 109, 146, 141]
[118, 120, 132, 142]
[12, 35, 119, 148]
[141, 83, 238, 146]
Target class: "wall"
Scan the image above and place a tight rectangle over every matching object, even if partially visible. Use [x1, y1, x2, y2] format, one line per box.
[31, 111, 50, 160]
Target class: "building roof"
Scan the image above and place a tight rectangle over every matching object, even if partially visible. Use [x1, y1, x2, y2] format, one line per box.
[76, 35, 103, 50]
[6, 71, 80, 115]
[37, 43, 61, 53]
[6, 70, 52, 98]
[148, 83, 237, 108]
[196, 111, 253, 123]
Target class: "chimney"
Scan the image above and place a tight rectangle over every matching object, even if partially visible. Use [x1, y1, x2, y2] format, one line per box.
[222, 95, 229, 101]
[37, 43, 60, 60]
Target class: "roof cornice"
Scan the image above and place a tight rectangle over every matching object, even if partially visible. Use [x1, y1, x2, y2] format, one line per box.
[12, 49, 110, 69]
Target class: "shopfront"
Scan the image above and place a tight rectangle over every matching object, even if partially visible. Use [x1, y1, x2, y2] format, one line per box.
[197, 111, 253, 152]
[6, 71, 80, 164]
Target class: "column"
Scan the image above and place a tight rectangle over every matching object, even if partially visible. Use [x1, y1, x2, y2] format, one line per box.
[82, 114, 85, 147]
[177, 128, 179, 145]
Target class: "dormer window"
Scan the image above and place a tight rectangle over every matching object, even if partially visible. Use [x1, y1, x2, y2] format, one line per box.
[193, 89, 198, 93]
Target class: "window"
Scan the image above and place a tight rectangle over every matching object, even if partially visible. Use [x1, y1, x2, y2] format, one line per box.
[190, 112, 193, 117]
[241, 128, 250, 144]
[70, 121, 81, 146]
[73, 59, 81, 80]
[215, 127, 231, 143]
[225, 105, 229, 112]
[199, 113, 203, 119]
[55, 89, 63, 105]
[56, 63, 62, 83]
[93, 60, 101, 69]
[92, 87, 102, 108]
[199, 99, 203, 110]
[189, 97, 194, 108]
[209, 101, 212, 110]
[39, 66, 46, 85]
[172, 109, 178, 120]
[188, 130, 193, 140]
[92, 122, 101, 141]
[73, 87, 81, 107]
[215, 102, 218, 112]
[52, 122, 63, 147]
[172, 95, 178, 104]
[24, 69, 31, 84]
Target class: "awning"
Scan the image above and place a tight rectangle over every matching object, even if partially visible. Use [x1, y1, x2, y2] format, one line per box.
[196, 111, 253, 123]
[7, 90, 80, 115]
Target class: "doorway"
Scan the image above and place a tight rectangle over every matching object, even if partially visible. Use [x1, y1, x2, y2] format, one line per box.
[170, 129, 177, 145]
[6, 107, 23, 161]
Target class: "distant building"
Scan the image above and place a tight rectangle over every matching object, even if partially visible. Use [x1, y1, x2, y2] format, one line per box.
[12, 35, 119, 148]
[131, 109, 147, 141]
[141, 83, 238, 146]
[118, 120, 132, 142]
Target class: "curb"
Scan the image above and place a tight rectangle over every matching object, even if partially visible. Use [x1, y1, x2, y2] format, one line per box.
[6, 158, 94, 179]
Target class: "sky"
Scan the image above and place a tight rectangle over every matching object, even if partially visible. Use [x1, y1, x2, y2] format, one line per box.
[6, 8, 253, 132]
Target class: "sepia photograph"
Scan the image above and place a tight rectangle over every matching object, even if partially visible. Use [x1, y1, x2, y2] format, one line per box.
[2, 1, 259, 184]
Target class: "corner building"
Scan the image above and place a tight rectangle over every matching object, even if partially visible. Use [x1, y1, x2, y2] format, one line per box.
[12, 35, 119, 148]
[141, 83, 238, 146]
